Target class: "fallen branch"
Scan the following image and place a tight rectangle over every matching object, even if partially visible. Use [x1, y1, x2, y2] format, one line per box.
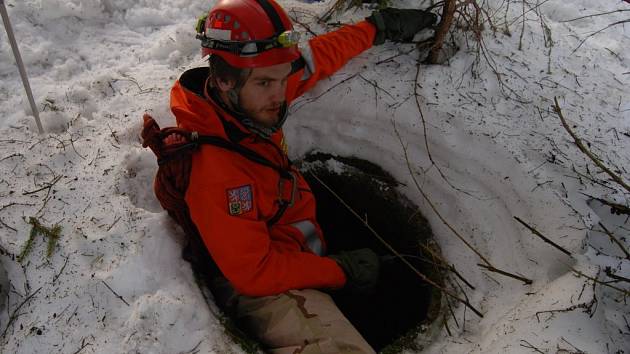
[0, 202, 35, 232]
[514, 216, 573, 257]
[442, 316, 452, 336]
[582, 193, 630, 216]
[375, 46, 418, 65]
[100, 280, 130, 306]
[534, 294, 597, 322]
[358, 74, 395, 100]
[309, 172, 484, 318]
[415, 44, 480, 199]
[571, 267, 630, 296]
[561, 9, 630, 23]
[560, 337, 586, 354]
[598, 222, 630, 259]
[507, 0, 557, 27]
[419, 242, 476, 290]
[288, 10, 318, 37]
[554, 97, 630, 193]
[69, 135, 86, 160]
[22, 175, 62, 195]
[604, 267, 630, 284]
[0, 153, 24, 162]
[53, 255, 70, 283]
[572, 19, 630, 53]
[519, 339, 545, 354]
[393, 121, 532, 285]
[1, 286, 43, 339]
[477, 263, 533, 285]
[72, 337, 92, 354]
[291, 73, 359, 112]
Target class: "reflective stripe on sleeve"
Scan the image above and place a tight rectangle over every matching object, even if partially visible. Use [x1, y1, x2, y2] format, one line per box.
[291, 220, 323, 256]
[299, 43, 315, 80]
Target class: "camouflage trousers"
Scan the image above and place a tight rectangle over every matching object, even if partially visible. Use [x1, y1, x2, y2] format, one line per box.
[213, 278, 375, 354]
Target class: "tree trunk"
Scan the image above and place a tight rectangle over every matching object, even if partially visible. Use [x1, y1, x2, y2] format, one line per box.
[428, 0, 456, 64]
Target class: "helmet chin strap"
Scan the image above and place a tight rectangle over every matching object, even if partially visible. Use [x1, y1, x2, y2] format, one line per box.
[212, 86, 288, 140]
[227, 89, 241, 110]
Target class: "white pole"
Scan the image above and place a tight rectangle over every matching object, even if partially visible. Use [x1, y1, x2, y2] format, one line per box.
[0, 0, 44, 134]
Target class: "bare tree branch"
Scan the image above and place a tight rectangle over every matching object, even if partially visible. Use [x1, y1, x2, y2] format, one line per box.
[598, 222, 630, 259]
[393, 121, 533, 286]
[514, 216, 573, 257]
[553, 97, 630, 194]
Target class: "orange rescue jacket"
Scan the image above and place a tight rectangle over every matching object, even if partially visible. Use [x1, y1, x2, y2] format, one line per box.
[170, 21, 376, 297]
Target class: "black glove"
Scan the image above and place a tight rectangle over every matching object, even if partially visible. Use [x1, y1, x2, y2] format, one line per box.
[366, 8, 438, 45]
[329, 248, 380, 294]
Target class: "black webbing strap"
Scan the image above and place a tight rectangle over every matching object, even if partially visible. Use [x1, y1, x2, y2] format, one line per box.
[267, 201, 289, 226]
[158, 133, 293, 227]
[196, 135, 292, 180]
[254, 0, 285, 35]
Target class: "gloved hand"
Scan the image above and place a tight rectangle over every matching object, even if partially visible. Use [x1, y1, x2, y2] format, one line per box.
[329, 248, 380, 294]
[366, 8, 438, 45]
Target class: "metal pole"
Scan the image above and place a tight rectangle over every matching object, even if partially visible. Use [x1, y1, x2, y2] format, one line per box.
[0, 0, 44, 134]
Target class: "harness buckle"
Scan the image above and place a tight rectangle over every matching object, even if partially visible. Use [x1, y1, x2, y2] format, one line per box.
[278, 171, 297, 208]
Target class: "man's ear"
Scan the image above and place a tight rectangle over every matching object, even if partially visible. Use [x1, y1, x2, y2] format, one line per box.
[216, 77, 236, 92]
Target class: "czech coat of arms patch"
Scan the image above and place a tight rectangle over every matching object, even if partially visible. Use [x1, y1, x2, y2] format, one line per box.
[226, 185, 253, 216]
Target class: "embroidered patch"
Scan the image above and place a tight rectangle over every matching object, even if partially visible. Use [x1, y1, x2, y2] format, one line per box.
[226, 185, 253, 216]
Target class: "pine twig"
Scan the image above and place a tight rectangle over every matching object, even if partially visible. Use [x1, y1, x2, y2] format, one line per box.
[554, 97, 630, 193]
[514, 216, 573, 257]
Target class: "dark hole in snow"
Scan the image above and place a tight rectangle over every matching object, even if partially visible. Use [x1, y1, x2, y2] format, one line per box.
[186, 154, 443, 353]
[301, 153, 443, 352]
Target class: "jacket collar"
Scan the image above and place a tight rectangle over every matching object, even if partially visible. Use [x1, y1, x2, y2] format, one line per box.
[178, 67, 286, 141]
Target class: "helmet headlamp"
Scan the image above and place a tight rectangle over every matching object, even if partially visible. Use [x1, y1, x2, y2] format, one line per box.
[197, 29, 300, 57]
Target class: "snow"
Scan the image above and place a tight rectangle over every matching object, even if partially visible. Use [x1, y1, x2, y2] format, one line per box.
[1, 0, 629, 353]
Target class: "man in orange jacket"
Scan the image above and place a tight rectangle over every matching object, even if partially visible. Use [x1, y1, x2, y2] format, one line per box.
[168, 0, 436, 352]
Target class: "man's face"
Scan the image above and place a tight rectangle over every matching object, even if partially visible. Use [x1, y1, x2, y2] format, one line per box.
[238, 62, 292, 128]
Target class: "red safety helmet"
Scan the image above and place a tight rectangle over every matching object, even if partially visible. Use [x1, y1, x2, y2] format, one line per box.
[196, 0, 301, 68]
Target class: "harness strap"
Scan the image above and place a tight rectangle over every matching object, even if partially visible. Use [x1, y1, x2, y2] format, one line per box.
[197, 135, 293, 179]
[155, 130, 293, 227]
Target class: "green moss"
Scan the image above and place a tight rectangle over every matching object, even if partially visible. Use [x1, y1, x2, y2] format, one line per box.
[18, 217, 62, 262]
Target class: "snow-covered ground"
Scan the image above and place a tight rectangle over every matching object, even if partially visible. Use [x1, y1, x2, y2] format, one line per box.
[0, 0, 628, 353]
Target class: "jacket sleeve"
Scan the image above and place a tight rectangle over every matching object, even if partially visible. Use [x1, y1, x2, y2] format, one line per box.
[288, 20, 376, 100]
[185, 148, 346, 297]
